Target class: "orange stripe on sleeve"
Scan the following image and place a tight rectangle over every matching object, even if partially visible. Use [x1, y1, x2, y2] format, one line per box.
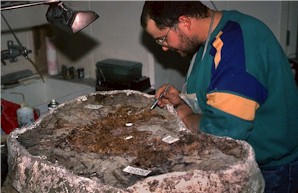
[206, 92, 260, 121]
[212, 31, 224, 69]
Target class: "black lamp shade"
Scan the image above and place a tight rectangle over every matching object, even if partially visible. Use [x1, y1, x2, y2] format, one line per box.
[46, 3, 99, 33]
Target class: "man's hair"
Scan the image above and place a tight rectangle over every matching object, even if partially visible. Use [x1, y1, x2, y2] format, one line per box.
[141, 1, 209, 30]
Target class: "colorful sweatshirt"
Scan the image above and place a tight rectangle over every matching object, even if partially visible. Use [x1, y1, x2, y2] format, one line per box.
[187, 10, 298, 167]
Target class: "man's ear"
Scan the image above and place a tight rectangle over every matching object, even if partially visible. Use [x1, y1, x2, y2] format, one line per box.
[178, 16, 191, 30]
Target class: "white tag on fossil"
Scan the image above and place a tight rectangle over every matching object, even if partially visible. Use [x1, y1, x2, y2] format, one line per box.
[124, 135, 133, 140]
[84, 104, 103, 109]
[123, 166, 151, 176]
[162, 135, 179, 144]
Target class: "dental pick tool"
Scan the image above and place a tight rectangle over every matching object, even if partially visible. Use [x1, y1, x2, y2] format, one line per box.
[150, 85, 171, 110]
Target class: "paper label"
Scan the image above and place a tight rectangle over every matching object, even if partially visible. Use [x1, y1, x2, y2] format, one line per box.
[123, 166, 151, 176]
[162, 135, 179, 144]
[124, 136, 133, 140]
[84, 104, 103, 109]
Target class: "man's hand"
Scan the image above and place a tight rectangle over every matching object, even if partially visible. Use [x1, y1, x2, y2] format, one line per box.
[155, 84, 184, 108]
[155, 84, 201, 133]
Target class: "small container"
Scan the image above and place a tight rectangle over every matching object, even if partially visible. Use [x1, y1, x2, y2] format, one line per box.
[48, 99, 59, 110]
[61, 65, 68, 78]
[69, 67, 75, 79]
[77, 68, 85, 79]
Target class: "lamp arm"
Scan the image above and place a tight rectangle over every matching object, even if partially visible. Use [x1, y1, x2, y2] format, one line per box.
[0, 1, 61, 11]
[1, 13, 23, 47]
[1, 13, 45, 82]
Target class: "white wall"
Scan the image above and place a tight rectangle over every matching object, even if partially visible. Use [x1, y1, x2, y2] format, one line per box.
[1, 1, 297, 90]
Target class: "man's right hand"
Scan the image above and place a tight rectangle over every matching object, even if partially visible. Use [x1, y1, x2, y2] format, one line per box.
[155, 84, 184, 108]
[155, 84, 201, 133]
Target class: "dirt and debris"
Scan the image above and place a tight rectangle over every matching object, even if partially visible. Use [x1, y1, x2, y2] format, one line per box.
[16, 92, 247, 189]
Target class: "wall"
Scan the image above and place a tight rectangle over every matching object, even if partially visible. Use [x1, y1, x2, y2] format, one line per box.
[1, 5, 48, 76]
[1, 1, 297, 90]
[286, 1, 298, 58]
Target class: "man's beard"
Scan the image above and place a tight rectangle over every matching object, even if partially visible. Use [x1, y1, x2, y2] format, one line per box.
[177, 32, 201, 58]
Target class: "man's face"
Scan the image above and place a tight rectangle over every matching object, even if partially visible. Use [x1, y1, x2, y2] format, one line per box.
[176, 31, 201, 57]
[146, 18, 201, 58]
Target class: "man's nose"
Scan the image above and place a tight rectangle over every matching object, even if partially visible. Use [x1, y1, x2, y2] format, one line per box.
[162, 46, 170, 51]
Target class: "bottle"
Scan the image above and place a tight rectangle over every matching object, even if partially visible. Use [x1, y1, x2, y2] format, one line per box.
[11, 92, 34, 128]
[48, 99, 59, 110]
[77, 68, 85, 79]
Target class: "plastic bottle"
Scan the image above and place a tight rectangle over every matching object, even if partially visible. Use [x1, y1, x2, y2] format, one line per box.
[9, 92, 35, 128]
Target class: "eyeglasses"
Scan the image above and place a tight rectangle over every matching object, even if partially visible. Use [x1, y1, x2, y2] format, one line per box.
[155, 26, 172, 46]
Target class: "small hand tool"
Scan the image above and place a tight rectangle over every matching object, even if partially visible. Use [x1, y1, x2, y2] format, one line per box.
[150, 85, 171, 110]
